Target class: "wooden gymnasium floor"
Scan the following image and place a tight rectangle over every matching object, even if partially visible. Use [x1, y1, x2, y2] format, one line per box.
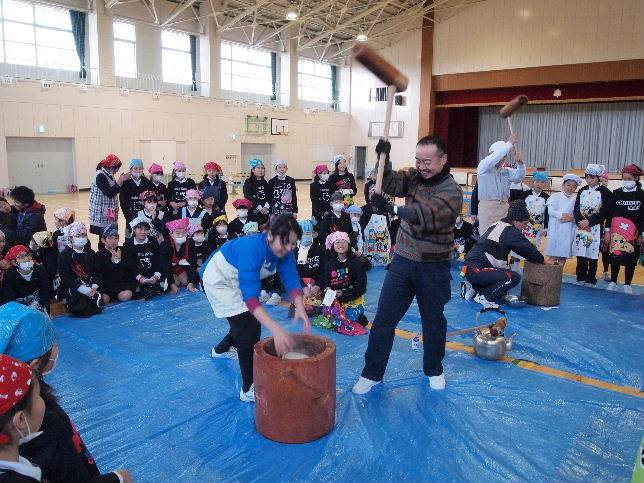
[37, 180, 643, 286]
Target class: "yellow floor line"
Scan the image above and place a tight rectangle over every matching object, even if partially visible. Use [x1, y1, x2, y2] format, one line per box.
[385, 325, 644, 399]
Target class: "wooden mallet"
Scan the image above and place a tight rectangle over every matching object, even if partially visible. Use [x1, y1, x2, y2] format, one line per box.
[352, 44, 409, 194]
[500, 95, 528, 158]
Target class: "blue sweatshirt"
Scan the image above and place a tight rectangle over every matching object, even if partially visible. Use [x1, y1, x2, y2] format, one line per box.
[200, 232, 302, 313]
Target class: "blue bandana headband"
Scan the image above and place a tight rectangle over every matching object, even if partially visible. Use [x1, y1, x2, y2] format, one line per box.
[0, 302, 58, 363]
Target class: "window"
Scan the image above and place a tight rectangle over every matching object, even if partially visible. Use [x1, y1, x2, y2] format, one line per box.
[220, 41, 272, 96]
[0, 0, 79, 70]
[298, 58, 332, 104]
[113, 20, 136, 78]
[162, 29, 191, 85]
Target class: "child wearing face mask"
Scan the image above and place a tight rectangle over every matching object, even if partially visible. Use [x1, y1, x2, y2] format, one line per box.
[119, 158, 154, 230]
[27, 232, 58, 301]
[179, 190, 206, 234]
[166, 162, 196, 218]
[0, 354, 46, 482]
[310, 164, 333, 224]
[57, 222, 104, 317]
[345, 205, 364, 255]
[0, 303, 133, 483]
[96, 225, 134, 305]
[50, 208, 75, 253]
[604, 164, 643, 294]
[243, 159, 270, 228]
[318, 192, 356, 252]
[545, 174, 581, 265]
[89, 154, 131, 248]
[198, 162, 228, 213]
[294, 220, 325, 299]
[328, 155, 357, 206]
[190, 226, 211, 273]
[134, 191, 167, 241]
[208, 215, 231, 251]
[148, 163, 168, 212]
[123, 218, 164, 301]
[2, 246, 49, 314]
[200, 186, 223, 232]
[268, 160, 298, 217]
[228, 199, 255, 239]
[163, 218, 199, 294]
[573, 164, 613, 286]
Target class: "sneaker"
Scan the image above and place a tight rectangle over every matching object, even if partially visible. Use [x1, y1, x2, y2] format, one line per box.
[460, 281, 476, 301]
[211, 347, 238, 359]
[352, 376, 381, 395]
[266, 293, 282, 305]
[428, 373, 446, 390]
[239, 384, 255, 403]
[576, 280, 586, 286]
[473, 293, 499, 309]
[259, 290, 270, 302]
[606, 282, 617, 291]
[623, 285, 633, 295]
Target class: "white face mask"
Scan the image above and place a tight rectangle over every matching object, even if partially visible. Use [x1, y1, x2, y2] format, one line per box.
[145, 203, 157, 212]
[300, 234, 313, 246]
[623, 180, 636, 190]
[19, 261, 34, 271]
[237, 209, 248, 218]
[216, 225, 228, 235]
[350, 216, 360, 224]
[72, 237, 87, 249]
[319, 174, 330, 183]
[332, 202, 344, 212]
[131, 172, 142, 179]
[176, 171, 186, 180]
[174, 236, 187, 245]
[14, 413, 43, 445]
[153, 174, 164, 183]
[187, 199, 199, 208]
[193, 235, 205, 244]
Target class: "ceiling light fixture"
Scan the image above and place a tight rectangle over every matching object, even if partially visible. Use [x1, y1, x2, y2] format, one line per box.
[286, 10, 298, 20]
[356, 33, 368, 42]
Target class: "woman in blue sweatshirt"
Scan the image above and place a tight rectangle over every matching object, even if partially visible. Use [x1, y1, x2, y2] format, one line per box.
[200, 214, 311, 403]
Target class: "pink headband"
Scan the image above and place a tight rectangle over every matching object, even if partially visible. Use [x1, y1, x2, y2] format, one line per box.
[325, 231, 351, 250]
[165, 218, 190, 232]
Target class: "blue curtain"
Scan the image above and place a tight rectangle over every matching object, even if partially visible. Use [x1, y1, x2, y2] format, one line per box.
[331, 65, 338, 111]
[190, 34, 197, 92]
[270, 52, 277, 101]
[69, 11, 86, 79]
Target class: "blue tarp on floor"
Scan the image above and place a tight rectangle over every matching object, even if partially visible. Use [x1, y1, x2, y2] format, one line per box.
[49, 266, 644, 482]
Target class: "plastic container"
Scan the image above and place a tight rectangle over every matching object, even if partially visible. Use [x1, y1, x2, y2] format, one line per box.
[253, 334, 336, 444]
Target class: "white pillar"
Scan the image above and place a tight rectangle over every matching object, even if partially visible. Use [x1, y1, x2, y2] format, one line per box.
[90, 3, 115, 87]
[200, 10, 220, 98]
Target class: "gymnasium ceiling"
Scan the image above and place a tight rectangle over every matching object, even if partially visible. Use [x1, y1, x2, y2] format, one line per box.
[102, 0, 480, 62]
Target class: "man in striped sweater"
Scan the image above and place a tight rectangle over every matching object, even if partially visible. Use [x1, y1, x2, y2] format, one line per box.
[353, 135, 463, 395]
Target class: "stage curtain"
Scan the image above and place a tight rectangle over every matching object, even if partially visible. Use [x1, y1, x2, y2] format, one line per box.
[478, 102, 644, 172]
[69, 11, 86, 79]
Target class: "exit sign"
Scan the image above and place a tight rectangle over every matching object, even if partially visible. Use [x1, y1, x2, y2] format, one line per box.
[36, 124, 46, 134]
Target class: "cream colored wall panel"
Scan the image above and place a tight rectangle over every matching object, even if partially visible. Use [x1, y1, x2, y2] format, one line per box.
[75, 137, 92, 189]
[59, 106, 75, 137]
[2, 103, 20, 137]
[18, 103, 35, 137]
[142, 115, 155, 140]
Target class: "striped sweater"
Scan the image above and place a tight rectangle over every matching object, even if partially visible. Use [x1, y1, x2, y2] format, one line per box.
[381, 162, 463, 262]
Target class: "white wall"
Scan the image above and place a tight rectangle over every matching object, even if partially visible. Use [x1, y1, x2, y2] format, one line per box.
[0, 81, 351, 190]
[349, 24, 423, 171]
[433, 0, 644, 75]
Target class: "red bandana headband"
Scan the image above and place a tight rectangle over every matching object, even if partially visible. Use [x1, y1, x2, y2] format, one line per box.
[0, 355, 33, 443]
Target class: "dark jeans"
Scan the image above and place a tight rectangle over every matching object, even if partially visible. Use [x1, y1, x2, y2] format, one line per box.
[218, 312, 261, 393]
[576, 256, 598, 285]
[610, 263, 636, 285]
[362, 255, 451, 381]
[466, 266, 520, 301]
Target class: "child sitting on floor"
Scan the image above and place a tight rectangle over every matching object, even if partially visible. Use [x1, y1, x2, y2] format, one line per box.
[164, 218, 198, 294]
[96, 225, 134, 305]
[51, 207, 75, 253]
[0, 354, 46, 483]
[57, 222, 103, 317]
[123, 218, 164, 301]
[190, 226, 212, 273]
[316, 231, 368, 333]
[28, 232, 58, 297]
[180, 189, 205, 235]
[228, 199, 254, 239]
[2, 245, 49, 314]
[208, 215, 230, 251]
[453, 215, 476, 259]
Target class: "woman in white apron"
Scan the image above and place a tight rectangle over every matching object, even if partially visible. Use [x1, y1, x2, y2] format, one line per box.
[545, 174, 582, 264]
[201, 214, 310, 403]
[572, 165, 612, 286]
